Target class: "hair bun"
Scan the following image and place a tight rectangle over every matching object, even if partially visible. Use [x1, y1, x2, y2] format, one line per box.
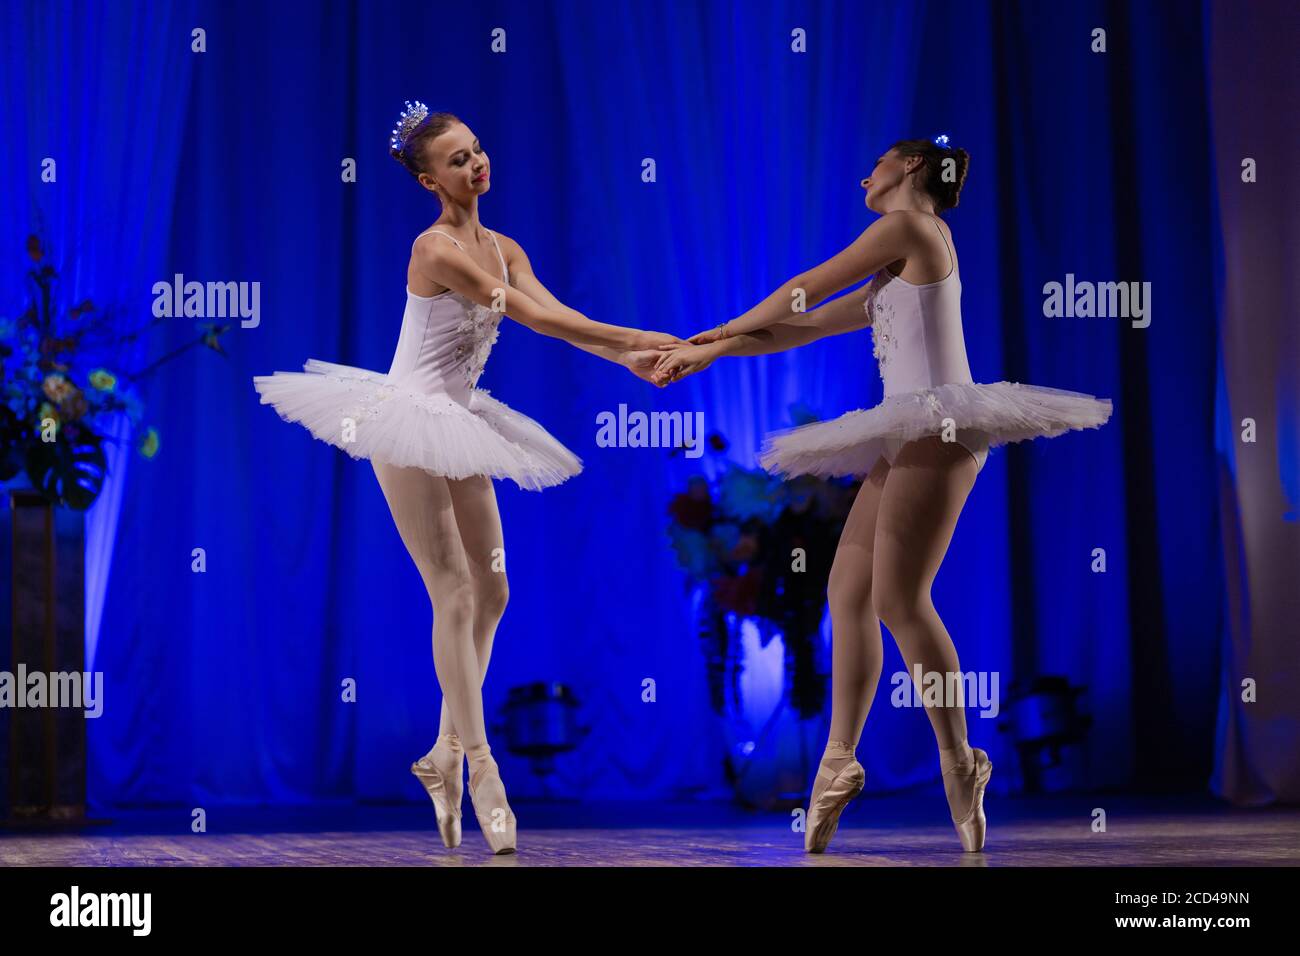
[887, 137, 971, 213]
[943, 148, 970, 210]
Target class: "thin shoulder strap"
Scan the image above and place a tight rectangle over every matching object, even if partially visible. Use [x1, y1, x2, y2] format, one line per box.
[411, 228, 465, 254]
[926, 213, 956, 278]
[485, 229, 508, 283]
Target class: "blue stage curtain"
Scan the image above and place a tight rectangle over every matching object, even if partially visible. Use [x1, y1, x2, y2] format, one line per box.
[3, 0, 1258, 808]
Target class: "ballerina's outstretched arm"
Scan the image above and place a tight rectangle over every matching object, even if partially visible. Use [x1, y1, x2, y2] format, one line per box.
[652, 283, 875, 384]
[684, 211, 919, 345]
[490, 233, 680, 385]
[415, 231, 680, 352]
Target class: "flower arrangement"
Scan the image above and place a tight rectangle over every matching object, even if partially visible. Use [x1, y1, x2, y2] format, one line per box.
[665, 405, 862, 719]
[0, 235, 229, 510]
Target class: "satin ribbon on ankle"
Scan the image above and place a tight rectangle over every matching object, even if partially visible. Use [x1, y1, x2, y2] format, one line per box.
[939, 743, 975, 775]
[822, 739, 856, 760]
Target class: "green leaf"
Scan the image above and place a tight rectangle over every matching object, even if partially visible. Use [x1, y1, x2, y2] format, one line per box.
[24, 427, 108, 510]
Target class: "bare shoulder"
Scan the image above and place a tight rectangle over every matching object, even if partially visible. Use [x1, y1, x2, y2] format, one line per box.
[874, 209, 933, 238]
[412, 229, 453, 261]
[878, 210, 955, 261]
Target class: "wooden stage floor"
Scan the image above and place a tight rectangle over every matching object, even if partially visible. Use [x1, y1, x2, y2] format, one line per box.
[3, 793, 1297, 867]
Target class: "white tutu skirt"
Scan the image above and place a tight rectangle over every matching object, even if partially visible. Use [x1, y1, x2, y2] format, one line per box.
[759, 381, 1112, 479]
[252, 359, 582, 491]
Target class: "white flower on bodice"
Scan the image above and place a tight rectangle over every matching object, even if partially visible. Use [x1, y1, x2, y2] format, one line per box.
[453, 299, 503, 388]
[865, 272, 898, 381]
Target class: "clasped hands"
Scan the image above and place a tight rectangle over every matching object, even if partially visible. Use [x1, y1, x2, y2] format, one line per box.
[624, 324, 729, 387]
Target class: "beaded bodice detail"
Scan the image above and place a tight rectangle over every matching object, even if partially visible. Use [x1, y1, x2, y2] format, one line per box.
[865, 270, 899, 381]
[452, 295, 503, 389]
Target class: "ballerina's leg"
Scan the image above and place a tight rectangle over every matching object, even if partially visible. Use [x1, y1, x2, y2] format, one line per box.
[371, 461, 489, 752]
[814, 456, 892, 799]
[431, 473, 513, 819]
[871, 436, 982, 816]
[435, 476, 509, 738]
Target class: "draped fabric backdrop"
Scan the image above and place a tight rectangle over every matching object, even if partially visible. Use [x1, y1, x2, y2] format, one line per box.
[1207, 0, 1300, 805]
[2, 0, 1293, 809]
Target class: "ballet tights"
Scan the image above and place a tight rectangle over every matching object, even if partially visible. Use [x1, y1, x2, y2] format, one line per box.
[820, 437, 980, 811]
[371, 462, 510, 808]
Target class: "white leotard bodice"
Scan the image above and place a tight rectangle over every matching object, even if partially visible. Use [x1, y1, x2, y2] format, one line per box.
[864, 217, 975, 398]
[387, 227, 509, 403]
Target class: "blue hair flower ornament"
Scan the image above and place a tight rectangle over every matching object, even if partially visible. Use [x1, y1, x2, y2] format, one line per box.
[933, 133, 952, 149]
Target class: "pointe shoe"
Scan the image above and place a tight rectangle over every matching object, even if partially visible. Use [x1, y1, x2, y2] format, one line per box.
[410, 737, 464, 848]
[943, 747, 993, 852]
[468, 754, 517, 855]
[805, 751, 866, 853]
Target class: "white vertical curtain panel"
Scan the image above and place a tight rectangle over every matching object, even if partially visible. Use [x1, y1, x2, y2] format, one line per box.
[1209, 0, 1300, 805]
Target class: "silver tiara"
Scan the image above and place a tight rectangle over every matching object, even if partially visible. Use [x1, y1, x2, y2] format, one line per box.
[390, 100, 429, 153]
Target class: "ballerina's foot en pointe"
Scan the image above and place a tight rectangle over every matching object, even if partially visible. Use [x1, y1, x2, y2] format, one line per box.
[411, 732, 465, 848]
[412, 737, 515, 853]
[804, 739, 992, 853]
[466, 744, 516, 854]
[805, 740, 866, 853]
[940, 740, 993, 852]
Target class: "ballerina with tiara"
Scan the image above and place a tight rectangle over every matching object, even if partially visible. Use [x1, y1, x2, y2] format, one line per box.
[253, 102, 680, 853]
[652, 135, 1111, 854]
